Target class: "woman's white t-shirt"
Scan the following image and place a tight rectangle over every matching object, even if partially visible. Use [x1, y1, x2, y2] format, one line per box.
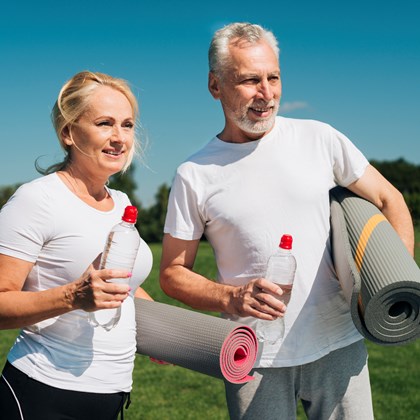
[0, 173, 153, 392]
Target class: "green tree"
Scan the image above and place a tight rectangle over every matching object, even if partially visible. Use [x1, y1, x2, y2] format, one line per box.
[0, 184, 21, 210]
[108, 165, 171, 242]
[370, 158, 420, 194]
[370, 158, 420, 224]
[1, 166, 141, 212]
[140, 183, 170, 243]
[108, 164, 141, 210]
[1, 159, 418, 234]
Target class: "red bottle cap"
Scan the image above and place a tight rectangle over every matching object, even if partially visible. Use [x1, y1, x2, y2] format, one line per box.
[122, 206, 138, 223]
[279, 234, 293, 249]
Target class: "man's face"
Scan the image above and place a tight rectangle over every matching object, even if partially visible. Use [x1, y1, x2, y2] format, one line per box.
[209, 39, 281, 143]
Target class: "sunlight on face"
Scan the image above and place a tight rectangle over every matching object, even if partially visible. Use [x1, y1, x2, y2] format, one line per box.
[68, 86, 135, 176]
[218, 39, 281, 141]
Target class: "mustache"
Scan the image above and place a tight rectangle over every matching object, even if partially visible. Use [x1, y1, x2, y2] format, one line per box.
[249, 100, 278, 109]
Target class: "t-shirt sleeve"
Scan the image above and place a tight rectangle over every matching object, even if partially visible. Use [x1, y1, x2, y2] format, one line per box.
[0, 183, 53, 262]
[330, 126, 369, 186]
[163, 168, 205, 241]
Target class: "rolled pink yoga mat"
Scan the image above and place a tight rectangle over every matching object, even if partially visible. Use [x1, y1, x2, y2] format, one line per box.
[135, 298, 258, 383]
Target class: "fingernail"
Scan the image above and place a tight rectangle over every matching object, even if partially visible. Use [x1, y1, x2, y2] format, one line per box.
[127, 272, 132, 277]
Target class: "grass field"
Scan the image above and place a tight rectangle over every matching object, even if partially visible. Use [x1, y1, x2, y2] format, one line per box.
[1, 229, 419, 419]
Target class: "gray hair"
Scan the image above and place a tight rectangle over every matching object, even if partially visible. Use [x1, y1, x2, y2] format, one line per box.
[208, 22, 279, 79]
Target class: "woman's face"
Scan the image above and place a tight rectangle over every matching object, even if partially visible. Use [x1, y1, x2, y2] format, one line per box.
[65, 85, 135, 178]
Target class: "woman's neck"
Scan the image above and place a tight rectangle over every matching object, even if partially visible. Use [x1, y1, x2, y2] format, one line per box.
[58, 166, 114, 210]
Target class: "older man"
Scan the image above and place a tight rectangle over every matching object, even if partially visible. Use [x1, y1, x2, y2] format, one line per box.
[160, 22, 414, 419]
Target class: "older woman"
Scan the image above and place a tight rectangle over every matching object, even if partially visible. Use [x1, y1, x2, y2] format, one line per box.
[0, 71, 152, 419]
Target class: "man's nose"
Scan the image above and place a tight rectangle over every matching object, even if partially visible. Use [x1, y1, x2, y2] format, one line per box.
[257, 79, 274, 101]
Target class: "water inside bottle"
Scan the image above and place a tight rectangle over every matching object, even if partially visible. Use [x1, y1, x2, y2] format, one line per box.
[88, 307, 121, 331]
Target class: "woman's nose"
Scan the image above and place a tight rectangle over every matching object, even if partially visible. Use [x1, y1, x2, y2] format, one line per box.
[110, 125, 126, 142]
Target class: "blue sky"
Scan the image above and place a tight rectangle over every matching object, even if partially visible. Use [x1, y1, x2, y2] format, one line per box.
[1, 0, 419, 206]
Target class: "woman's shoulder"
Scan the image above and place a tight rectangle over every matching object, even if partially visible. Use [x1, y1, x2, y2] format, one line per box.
[5, 174, 59, 206]
[106, 187, 130, 205]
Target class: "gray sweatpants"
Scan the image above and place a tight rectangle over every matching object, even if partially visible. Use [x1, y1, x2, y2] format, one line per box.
[224, 340, 374, 420]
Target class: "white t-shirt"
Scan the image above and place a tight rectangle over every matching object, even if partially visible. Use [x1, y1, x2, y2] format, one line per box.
[0, 173, 153, 392]
[164, 117, 369, 367]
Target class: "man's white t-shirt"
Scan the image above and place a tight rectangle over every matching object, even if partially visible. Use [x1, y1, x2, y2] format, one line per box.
[164, 117, 369, 367]
[0, 173, 153, 392]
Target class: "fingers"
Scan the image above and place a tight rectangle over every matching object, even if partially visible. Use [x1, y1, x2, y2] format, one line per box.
[231, 278, 287, 320]
[95, 267, 132, 283]
[89, 269, 131, 299]
[72, 267, 132, 312]
[256, 278, 283, 296]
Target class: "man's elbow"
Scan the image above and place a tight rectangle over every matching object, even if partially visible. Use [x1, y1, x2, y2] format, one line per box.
[159, 265, 177, 298]
[381, 186, 406, 213]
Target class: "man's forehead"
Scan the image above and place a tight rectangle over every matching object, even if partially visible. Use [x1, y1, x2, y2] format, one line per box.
[228, 37, 256, 50]
[227, 38, 277, 60]
[226, 45, 279, 74]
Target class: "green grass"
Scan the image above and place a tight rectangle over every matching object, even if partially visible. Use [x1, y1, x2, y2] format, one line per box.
[1, 230, 420, 419]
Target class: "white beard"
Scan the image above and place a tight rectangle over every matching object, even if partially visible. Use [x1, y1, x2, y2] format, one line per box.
[229, 100, 279, 135]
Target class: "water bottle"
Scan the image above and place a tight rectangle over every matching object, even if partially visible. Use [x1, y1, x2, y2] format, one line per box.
[88, 205, 141, 331]
[256, 234, 297, 344]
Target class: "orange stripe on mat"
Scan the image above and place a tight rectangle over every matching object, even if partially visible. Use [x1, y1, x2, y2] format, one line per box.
[355, 214, 387, 272]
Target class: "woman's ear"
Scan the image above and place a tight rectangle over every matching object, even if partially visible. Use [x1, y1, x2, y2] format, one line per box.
[208, 72, 221, 99]
[61, 126, 72, 146]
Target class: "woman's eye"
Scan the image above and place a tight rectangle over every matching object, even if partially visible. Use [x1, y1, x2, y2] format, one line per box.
[124, 122, 134, 129]
[97, 121, 111, 126]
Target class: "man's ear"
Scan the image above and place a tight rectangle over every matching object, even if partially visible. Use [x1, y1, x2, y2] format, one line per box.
[208, 72, 221, 99]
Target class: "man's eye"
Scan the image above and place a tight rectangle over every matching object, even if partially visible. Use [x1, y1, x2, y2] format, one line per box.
[242, 78, 259, 85]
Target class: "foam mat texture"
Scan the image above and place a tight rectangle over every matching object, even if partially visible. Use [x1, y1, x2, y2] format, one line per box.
[330, 186, 420, 345]
[135, 298, 258, 382]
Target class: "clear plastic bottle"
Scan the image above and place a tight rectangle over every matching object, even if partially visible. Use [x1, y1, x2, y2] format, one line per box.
[256, 234, 297, 344]
[88, 205, 141, 331]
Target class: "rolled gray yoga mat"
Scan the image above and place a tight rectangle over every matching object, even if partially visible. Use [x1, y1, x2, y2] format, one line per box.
[330, 186, 420, 345]
[135, 298, 258, 383]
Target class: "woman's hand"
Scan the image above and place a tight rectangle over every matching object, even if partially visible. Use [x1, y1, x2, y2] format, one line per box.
[0, 254, 131, 329]
[69, 265, 132, 312]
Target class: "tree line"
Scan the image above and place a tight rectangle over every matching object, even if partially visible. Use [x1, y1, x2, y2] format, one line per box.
[1, 158, 419, 243]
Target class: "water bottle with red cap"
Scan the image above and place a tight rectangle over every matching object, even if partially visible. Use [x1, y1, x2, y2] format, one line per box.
[88, 205, 141, 331]
[256, 234, 297, 344]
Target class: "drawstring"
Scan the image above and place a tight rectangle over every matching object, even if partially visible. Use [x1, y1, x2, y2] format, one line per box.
[125, 393, 131, 409]
[119, 392, 131, 420]
[1, 372, 24, 420]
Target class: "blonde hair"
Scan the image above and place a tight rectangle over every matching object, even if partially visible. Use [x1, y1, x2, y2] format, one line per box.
[39, 71, 140, 174]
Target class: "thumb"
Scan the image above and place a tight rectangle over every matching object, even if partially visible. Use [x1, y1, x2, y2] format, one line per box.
[92, 253, 102, 270]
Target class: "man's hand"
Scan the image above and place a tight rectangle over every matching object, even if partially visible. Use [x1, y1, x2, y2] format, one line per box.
[229, 278, 287, 320]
